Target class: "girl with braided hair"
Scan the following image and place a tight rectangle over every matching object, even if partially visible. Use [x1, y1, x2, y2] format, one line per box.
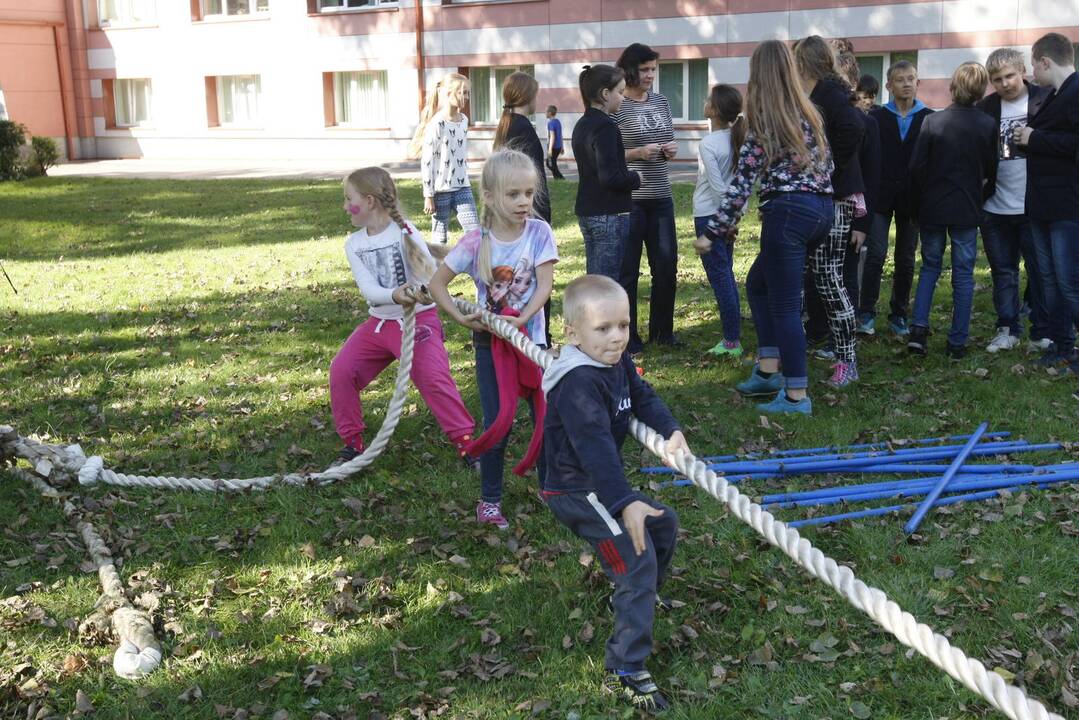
[329, 167, 477, 469]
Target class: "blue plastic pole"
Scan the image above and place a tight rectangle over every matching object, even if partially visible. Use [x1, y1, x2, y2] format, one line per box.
[787, 481, 1060, 529]
[904, 423, 989, 534]
[695, 431, 1012, 463]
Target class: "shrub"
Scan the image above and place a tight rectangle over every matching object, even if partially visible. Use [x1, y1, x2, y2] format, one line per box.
[0, 120, 27, 181]
[30, 136, 60, 176]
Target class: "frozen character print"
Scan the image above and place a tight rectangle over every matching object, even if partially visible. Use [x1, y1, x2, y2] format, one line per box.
[488, 265, 515, 312]
[507, 257, 535, 310]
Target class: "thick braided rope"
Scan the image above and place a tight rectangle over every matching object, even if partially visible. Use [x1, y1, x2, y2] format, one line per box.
[0, 304, 418, 493]
[10, 467, 162, 678]
[449, 296, 1064, 720]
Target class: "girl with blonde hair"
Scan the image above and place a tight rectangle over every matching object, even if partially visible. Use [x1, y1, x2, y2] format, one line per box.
[329, 167, 477, 468]
[408, 73, 479, 244]
[698, 39, 834, 415]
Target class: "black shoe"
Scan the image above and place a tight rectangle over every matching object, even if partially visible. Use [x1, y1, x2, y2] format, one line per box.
[604, 670, 670, 713]
[945, 343, 967, 360]
[650, 334, 683, 349]
[330, 444, 363, 468]
[907, 326, 928, 356]
[1037, 346, 1066, 367]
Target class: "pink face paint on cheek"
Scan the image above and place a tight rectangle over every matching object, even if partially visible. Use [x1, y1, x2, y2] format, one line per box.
[347, 203, 362, 216]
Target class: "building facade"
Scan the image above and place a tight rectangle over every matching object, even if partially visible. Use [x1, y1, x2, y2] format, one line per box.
[2, 0, 1077, 163]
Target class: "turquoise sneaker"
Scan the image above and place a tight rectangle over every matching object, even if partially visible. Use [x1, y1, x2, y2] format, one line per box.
[756, 391, 812, 415]
[889, 316, 910, 337]
[736, 365, 784, 397]
[856, 315, 875, 336]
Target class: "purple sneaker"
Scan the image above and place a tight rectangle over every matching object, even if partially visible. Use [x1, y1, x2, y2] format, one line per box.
[476, 501, 509, 530]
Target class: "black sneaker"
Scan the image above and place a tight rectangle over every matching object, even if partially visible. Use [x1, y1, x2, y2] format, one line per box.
[946, 343, 967, 360]
[907, 326, 928, 356]
[329, 444, 363, 468]
[650, 334, 684, 349]
[1037, 347, 1066, 367]
[604, 670, 670, 713]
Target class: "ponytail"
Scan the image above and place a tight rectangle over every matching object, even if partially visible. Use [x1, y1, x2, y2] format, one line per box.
[707, 84, 746, 173]
[493, 71, 539, 150]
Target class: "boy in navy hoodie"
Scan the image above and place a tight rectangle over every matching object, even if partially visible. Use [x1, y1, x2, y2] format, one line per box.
[541, 274, 689, 713]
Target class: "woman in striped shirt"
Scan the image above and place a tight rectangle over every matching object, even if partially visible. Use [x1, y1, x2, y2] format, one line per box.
[613, 42, 680, 353]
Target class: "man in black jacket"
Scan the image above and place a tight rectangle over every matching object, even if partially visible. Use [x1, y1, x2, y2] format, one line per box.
[1015, 33, 1079, 375]
[860, 60, 933, 337]
[977, 48, 1053, 354]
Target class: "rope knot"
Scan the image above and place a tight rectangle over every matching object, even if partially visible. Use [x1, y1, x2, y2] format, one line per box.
[79, 456, 105, 486]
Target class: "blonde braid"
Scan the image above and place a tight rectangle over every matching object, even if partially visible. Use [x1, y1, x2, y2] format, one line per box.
[377, 188, 436, 282]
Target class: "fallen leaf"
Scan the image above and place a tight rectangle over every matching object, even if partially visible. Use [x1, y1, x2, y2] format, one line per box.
[177, 685, 203, 703]
[299, 543, 316, 561]
[933, 566, 955, 580]
[850, 701, 871, 718]
[75, 689, 95, 714]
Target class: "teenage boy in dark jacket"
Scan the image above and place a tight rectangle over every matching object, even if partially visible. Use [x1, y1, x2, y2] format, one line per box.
[1014, 32, 1079, 377]
[977, 48, 1053, 354]
[541, 274, 689, 713]
[906, 62, 997, 359]
[861, 60, 934, 337]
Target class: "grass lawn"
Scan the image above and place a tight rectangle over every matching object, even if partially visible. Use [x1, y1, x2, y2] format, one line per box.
[1, 177, 1077, 720]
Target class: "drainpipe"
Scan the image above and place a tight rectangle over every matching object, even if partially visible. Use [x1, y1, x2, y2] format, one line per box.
[414, 0, 426, 111]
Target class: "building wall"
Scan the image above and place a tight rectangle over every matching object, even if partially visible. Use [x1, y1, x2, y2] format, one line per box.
[5, 0, 1079, 161]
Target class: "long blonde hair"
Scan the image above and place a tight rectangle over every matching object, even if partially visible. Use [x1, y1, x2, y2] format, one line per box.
[476, 149, 538, 284]
[344, 167, 443, 282]
[746, 40, 828, 170]
[407, 73, 470, 160]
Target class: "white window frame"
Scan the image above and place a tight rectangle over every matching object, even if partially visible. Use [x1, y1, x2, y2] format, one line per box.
[317, 0, 398, 11]
[114, 78, 153, 128]
[201, 0, 269, 18]
[215, 75, 261, 127]
[655, 59, 708, 123]
[332, 70, 389, 128]
[98, 0, 156, 26]
[855, 51, 919, 105]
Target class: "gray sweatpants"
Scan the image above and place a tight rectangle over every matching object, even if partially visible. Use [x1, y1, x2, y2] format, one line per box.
[545, 492, 678, 672]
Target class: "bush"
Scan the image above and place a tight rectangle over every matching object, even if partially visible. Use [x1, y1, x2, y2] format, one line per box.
[30, 136, 60, 176]
[0, 120, 27, 181]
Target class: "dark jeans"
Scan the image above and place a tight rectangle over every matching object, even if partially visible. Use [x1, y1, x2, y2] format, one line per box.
[981, 212, 1049, 339]
[619, 196, 678, 345]
[694, 216, 741, 342]
[1031, 218, 1079, 353]
[859, 209, 919, 322]
[911, 224, 978, 347]
[745, 193, 833, 390]
[475, 339, 545, 503]
[580, 214, 630, 280]
[547, 147, 565, 179]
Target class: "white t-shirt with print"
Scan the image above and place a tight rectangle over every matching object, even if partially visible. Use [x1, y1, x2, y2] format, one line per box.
[444, 218, 559, 345]
[345, 223, 435, 321]
[984, 93, 1028, 216]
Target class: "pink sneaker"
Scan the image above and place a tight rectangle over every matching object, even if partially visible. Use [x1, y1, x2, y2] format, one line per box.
[476, 500, 509, 530]
[827, 360, 859, 388]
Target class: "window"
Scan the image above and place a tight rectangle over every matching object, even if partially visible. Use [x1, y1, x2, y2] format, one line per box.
[317, 0, 397, 10]
[208, 75, 261, 127]
[113, 79, 153, 127]
[202, 0, 268, 17]
[468, 65, 534, 124]
[98, 0, 155, 25]
[657, 59, 708, 122]
[329, 71, 389, 127]
[856, 51, 918, 104]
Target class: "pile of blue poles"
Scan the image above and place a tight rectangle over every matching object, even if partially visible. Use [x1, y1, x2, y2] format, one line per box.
[641, 426, 1074, 530]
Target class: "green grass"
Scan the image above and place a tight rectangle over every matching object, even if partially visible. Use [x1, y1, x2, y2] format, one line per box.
[1, 177, 1077, 720]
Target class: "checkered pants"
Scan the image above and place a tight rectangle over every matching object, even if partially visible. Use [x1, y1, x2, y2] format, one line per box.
[431, 187, 479, 244]
[809, 199, 857, 363]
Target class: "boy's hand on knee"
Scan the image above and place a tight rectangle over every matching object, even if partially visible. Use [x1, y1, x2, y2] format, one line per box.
[850, 230, 866, 251]
[622, 501, 665, 556]
[693, 235, 712, 255]
[663, 431, 690, 469]
[423, 197, 435, 215]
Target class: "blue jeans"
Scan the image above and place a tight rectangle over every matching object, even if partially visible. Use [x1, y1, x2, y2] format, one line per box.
[911, 224, 978, 347]
[859, 209, 919, 321]
[1030, 218, 1079, 353]
[579, 214, 630, 280]
[431, 187, 479, 244]
[619, 196, 678, 344]
[745, 193, 833, 390]
[694, 216, 741, 342]
[980, 212, 1049, 339]
[475, 339, 545, 503]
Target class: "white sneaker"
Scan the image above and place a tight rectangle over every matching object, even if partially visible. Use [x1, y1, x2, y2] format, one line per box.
[986, 328, 1019, 353]
[1028, 337, 1053, 352]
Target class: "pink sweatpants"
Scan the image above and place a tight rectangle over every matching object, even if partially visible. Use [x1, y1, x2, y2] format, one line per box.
[329, 308, 474, 450]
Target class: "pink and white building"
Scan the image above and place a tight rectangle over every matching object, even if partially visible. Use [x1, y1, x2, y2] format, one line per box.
[2, 0, 1077, 162]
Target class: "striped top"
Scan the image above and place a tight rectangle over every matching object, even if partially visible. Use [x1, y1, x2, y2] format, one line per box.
[612, 91, 674, 200]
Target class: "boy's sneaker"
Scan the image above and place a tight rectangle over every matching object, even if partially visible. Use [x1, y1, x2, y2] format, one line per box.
[604, 670, 670, 713]
[736, 364, 784, 397]
[707, 339, 743, 357]
[827, 361, 859, 388]
[453, 435, 480, 472]
[476, 501, 509, 530]
[813, 346, 837, 361]
[1036, 348, 1067, 367]
[986, 327, 1020, 353]
[329, 443, 364, 468]
[856, 315, 876, 336]
[946, 343, 967, 360]
[756, 391, 812, 415]
[889, 316, 910, 337]
[1028, 337, 1053, 352]
[907, 326, 929, 356]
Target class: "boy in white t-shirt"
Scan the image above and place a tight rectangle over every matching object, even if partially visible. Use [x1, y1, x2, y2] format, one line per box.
[977, 48, 1053, 353]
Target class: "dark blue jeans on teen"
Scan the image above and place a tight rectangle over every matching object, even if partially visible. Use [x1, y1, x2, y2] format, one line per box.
[693, 216, 741, 343]
[579, 213, 630, 281]
[745, 193, 833, 391]
[911, 224, 978, 347]
[981, 212, 1050, 340]
[475, 337, 546, 503]
[1030, 218, 1079, 354]
[859, 209, 919, 322]
[619, 196, 678, 346]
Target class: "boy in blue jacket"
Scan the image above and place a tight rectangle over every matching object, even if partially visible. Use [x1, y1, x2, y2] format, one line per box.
[541, 274, 690, 713]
